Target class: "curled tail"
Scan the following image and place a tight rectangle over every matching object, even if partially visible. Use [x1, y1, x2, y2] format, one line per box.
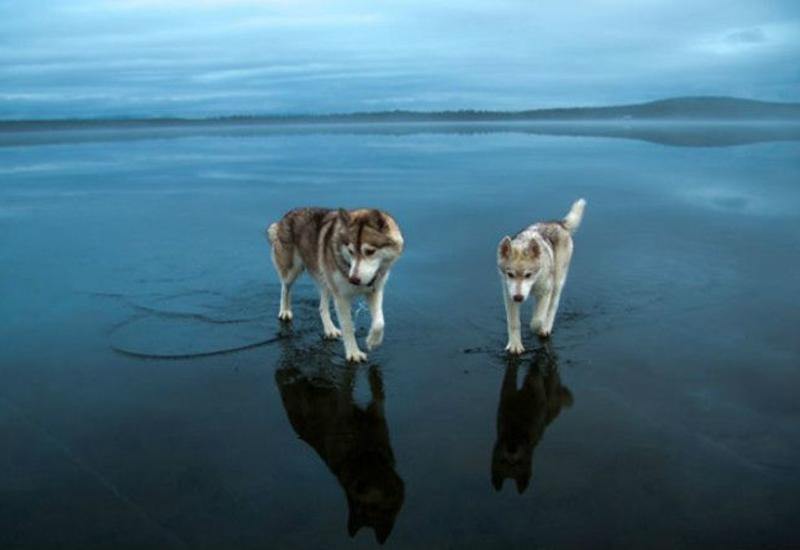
[562, 198, 586, 235]
[266, 222, 279, 244]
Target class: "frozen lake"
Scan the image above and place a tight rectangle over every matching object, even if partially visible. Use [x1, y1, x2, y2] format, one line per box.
[1, 122, 799, 547]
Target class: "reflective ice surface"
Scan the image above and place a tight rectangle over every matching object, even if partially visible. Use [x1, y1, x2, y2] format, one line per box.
[1, 122, 799, 547]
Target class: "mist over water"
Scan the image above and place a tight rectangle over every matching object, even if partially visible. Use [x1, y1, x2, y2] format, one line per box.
[1, 123, 799, 547]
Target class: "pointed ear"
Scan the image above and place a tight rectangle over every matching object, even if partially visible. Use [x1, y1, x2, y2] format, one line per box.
[491, 470, 504, 491]
[516, 475, 530, 494]
[529, 239, 540, 258]
[369, 209, 387, 231]
[374, 521, 394, 545]
[498, 236, 512, 260]
[347, 512, 361, 538]
[338, 208, 350, 224]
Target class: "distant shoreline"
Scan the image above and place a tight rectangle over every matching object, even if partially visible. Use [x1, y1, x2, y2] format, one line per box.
[2, 96, 799, 128]
[3, 118, 800, 149]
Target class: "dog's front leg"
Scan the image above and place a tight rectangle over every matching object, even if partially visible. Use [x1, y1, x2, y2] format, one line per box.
[503, 290, 524, 354]
[333, 295, 367, 363]
[366, 279, 386, 351]
[543, 272, 567, 337]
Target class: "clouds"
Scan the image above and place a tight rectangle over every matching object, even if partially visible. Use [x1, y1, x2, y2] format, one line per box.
[725, 27, 768, 44]
[0, 0, 798, 118]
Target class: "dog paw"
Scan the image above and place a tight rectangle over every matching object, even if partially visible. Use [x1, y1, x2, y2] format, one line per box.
[278, 310, 293, 322]
[323, 326, 342, 339]
[537, 329, 551, 339]
[505, 341, 525, 355]
[346, 349, 368, 363]
[366, 325, 384, 350]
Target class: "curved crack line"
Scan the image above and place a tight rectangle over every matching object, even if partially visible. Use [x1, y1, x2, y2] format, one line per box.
[125, 303, 267, 325]
[110, 327, 317, 360]
[89, 291, 270, 325]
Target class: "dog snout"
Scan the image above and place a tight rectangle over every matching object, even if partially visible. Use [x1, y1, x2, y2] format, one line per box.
[349, 275, 361, 285]
[513, 294, 524, 302]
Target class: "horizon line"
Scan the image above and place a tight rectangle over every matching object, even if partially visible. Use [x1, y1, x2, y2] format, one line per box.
[1, 95, 799, 124]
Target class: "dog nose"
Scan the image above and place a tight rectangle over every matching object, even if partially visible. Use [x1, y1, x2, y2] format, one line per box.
[513, 294, 524, 302]
[349, 275, 361, 285]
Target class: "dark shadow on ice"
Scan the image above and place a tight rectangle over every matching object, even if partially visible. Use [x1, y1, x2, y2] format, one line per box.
[275, 338, 405, 544]
[491, 343, 573, 494]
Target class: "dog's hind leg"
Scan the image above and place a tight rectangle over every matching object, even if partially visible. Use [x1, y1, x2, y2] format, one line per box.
[542, 274, 567, 336]
[272, 242, 303, 322]
[278, 263, 303, 321]
[540, 239, 573, 336]
[318, 284, 342, 339]
[542, 257, 571, 336]
[531, 282, 553, 337]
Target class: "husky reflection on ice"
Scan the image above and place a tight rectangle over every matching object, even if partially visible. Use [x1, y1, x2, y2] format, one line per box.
[275, 348, 404, 544]
[492, 345, 573, 494]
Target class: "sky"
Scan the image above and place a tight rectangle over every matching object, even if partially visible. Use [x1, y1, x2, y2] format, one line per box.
[1, 0, 799, 119]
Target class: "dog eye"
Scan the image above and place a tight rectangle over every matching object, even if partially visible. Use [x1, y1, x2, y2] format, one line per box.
[524, 273, 532, 279]
[506, 272, 514, 278]
[364, 248, 375, 257]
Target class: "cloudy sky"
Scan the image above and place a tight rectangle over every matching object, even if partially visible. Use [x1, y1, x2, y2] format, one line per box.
[1, 0, 798, 119]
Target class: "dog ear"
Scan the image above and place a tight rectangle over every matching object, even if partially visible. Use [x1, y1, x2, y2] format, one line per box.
[492, 470, 505, 491]
[529, 239, 540, 258]
[498, 236, 512, 259]
[515, 474, 530, 494]
[369, 209, 387, 231]
[374, 520, 394, 545]
[347, 511, 362, 537]
[337, 208, 351, 224]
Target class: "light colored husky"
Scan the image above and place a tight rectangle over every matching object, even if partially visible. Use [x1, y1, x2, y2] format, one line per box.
[497, 199, 586, 354]
[267, 207, 404, 363]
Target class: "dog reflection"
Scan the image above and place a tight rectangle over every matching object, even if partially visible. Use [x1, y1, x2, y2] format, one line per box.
[275, 358, 404, 544]
[491, 346, 573, 494]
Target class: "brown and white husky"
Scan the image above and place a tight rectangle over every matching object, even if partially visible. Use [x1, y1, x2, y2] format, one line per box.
[497, 199, 586, 354]
[267, 208, 404, 363]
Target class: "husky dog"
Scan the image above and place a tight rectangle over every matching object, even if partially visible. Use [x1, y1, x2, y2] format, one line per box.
[497, 199, 586, 354]
[491, 345, 573, 494]
[275, 357, 404, 545]
[267, 207, 404, 363]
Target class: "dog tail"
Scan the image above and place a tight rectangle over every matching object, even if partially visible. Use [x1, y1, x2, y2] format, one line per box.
[562, 198, 586, 235]
[266, 222, 279, 244]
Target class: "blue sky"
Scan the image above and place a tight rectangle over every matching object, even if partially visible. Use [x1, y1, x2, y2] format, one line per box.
[1, 0, 798, 118]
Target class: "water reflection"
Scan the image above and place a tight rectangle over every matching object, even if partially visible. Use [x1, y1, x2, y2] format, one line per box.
[4, 121, 799, 148]
[275, 342, 404, 544]
[491, 345, 574, 494]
